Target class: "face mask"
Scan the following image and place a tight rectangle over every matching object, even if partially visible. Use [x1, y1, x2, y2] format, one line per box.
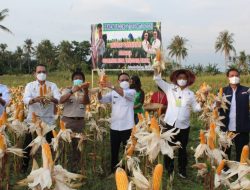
[229, 76, 240, 84]
[177, 79, 187, 87]
[37, 73, 46, 81]
[120, 81, 129, 89]
[73, 79, 83, 86]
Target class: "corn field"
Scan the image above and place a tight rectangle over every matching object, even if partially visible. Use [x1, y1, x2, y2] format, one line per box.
[0, 72, 249, 190]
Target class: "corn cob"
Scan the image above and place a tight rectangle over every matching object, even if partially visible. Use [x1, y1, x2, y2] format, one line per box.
[0, 111, 7, 124]
[208, 135, 215, 150]
[0, 134, 7, 151]
[42, 143, 53, 170]
[115, 167, 129, 190]
[60, 120, 66, 131]
[52, 130, 58, 138]
[150, 117, 160, 135]
[152, 164, 163, 190]
[39, 85, 43, 97]
[216, 159, 225, 175]
[43, 84, 47, 95]
[200, 130, 206, 144]
[240, 145, 249, 164]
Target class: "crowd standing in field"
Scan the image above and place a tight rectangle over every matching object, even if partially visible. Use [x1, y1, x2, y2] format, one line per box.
[0, 65, 249, 190]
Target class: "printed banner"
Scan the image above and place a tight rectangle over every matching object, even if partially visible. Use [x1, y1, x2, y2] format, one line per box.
[91, 22, 162, 70]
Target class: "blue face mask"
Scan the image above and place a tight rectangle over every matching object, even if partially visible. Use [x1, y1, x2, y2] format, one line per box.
[73, 79, 83, 86]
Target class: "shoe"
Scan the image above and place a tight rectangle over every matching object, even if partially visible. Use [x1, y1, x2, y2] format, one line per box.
[179, 172, 187, 179]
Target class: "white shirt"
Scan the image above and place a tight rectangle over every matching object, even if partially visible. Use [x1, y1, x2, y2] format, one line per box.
[100, 88, 136, 131]
[228, 89, 236, 131]
[154, 75, 201, 129]
[23, 80, 61, 125]
[0, 84, 10, 116]
[148, 39, 161, 54]
[142, 40, 150, 52]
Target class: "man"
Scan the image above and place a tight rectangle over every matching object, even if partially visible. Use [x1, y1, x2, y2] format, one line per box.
[0, 83, 10, 116]
[92, 23, 105, 69]
[22, 64, 61, 171]
[154, 69, 201, 178]
[148, 30, 161, 54]
[98, 72, 135, 173]
[219, 68, 250, 162]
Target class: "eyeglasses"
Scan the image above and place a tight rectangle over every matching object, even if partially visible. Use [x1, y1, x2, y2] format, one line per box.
[37, 71, 46, 74]
[119, 79, 129, 82]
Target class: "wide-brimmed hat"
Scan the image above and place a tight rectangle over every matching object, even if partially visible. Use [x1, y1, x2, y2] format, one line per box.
[170, 69, 196, 86]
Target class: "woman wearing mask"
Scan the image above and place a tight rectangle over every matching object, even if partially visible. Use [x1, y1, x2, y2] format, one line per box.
[60, 69, 90, 132]
[60, 69, 90, 172]
[130, 75, 145, 124]
[153, 69, 202, 179]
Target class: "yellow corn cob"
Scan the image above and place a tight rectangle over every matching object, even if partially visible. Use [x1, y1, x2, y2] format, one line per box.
[152, 164, 163, 190]
[15, 106, 21, 120]
[216, 159, 225, 175]
[150, 117, 160, 135]
[219, 87, 223, 97]
[209, 123, 216, 141]
[60, 120, 66, 131]
[208, 135, 215, 150]
[240, 145, 249, 164]
[213, 109, 219, 119]
[200, 130, 206, 144]
[39, 85, 43, 97]
[155, 50, 162, 61]
[0, 119, 2, 126]
[42, 143, 53, 170]
[137, 113, 143, 123]
[115, 167, 129, 190]
[0, 134, 7, 151]
[52, 130, 58, 138]
[145, 111, 149, 121]
[0, 111, 7, 124]
[126, 144, 135, 156]
[43, 84, 47, 95]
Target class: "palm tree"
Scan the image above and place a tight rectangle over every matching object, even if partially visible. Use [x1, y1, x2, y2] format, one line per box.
[23, 39, 35, 73]
[215, 30, 236, 69]
[0, 9, 12, 34]
[14, 46, 24, 71]
[168, 35, 188, 68]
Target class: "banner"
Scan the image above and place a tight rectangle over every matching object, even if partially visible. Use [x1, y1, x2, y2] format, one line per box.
[91, 22, 161, 70]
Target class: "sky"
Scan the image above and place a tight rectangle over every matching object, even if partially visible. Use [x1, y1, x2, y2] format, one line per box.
[1, 0, 250, 70]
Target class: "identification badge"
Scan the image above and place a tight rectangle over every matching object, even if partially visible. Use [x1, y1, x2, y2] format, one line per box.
[175, 99, 182, 107]
[79, 104, 84, 109]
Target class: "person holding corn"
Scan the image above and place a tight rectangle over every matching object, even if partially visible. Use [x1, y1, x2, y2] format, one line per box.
[98, 72, 136, 174]
[22, 64, 61, 172]
[153, 69, 202, 179]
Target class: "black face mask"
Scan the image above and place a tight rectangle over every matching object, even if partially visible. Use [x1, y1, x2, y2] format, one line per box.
[130, 84, 136, 89]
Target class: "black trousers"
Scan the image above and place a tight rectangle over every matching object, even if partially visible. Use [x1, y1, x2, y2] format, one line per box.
[225, 132, 249, 162]
[110, 129, 131, 172]
[164, 124, 190, 175]
[22, 131, 53, 169]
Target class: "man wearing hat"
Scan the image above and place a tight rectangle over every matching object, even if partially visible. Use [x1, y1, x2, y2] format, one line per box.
[153, 69, 202, 178]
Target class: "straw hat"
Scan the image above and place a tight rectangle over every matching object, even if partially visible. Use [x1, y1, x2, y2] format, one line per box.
[170, 69, 196, 86]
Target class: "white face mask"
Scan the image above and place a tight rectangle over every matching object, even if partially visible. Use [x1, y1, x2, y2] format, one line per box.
[37, 73, 46, 81]
[120, 81, 129, 89]
[177, 79, 187, 87]
[229, 76, 240, 84]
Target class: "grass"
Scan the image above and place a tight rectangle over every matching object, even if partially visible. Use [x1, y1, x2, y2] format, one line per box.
[0, 71, 249, 190]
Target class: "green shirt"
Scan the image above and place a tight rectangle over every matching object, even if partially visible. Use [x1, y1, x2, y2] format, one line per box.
[134, 91, 144, 114]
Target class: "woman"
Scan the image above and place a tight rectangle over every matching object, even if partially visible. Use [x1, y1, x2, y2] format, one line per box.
[130, 75, 145, 124]
[60, 69, 90, 172]
[60, 69, 90, 132]
[141, 31, 150, 53]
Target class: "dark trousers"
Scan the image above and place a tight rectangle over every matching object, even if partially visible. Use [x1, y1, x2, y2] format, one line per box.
[164, 124, 190, 175]
[110, 129, 131, 172]
[225, 132, 249, 162]
[22, 131, 53, 169]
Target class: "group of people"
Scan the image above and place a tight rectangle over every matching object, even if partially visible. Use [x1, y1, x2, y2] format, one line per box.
[0, 65, 249, 179]
[142, 30, 161, 55]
